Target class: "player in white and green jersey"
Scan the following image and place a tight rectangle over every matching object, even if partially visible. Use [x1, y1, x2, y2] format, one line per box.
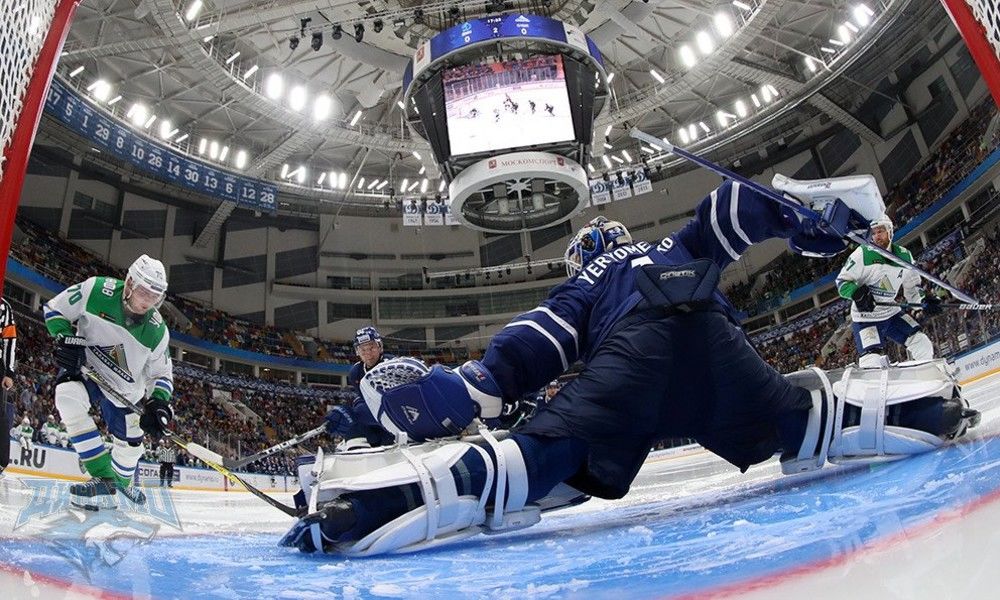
[43, 414, 61, 446]
[12, 416, 34, 450]
[43, 254, 174, 507]
[836, 216, 941, 368]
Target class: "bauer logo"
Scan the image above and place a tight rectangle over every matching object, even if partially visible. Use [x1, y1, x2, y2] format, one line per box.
[12, 477, 181, 582]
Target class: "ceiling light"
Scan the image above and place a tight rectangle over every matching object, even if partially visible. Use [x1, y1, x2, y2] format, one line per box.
[604, 125, 613, 137]
[377, 180, 389, 190]
[751, 93, 761, 107]
[603, 142, 613, 150]
[821, 47, 836, 54]
[243, 64, 259, 79]
[349, 110, 362, 126]
[732, 0, 751, 10]
[844, 21, 859, 33]
[761, 85, 773, 102]
[621, 150, 632, 162]
[611, 155, 624, 164]
[408, 181, 420, 192]
[829, 38, 845, 46]
[397, 100, 405, 110]
[289, 85, 307, 111]
[184, 0, 203, 22]
[418, 166, 426, 175]
[219, 146, 229, 161]
[695, 31, 714, 55]
[338, 172, 347, 189]
[439, 180, 446, 192]
[735, 99, 748, 117]
[679, 45, 696, 69]
[235, 150, 247, 169]
[766, 84, 779, 97]
[688, 123, 699, 140]
[225, 51, 240, 64]
[69, 65, 84, 77]
[401, 179, 409, 192]
[412, 150, 422, 160]
[159, 120, 173, 139]
[108, 95, 122, 106]
[650, 69, 665, 84]
[698, 121, 710, 133]
[128, 103, 147, 126]
[419, 179, 428, 194]
[805, 57, 817, 72]
[143, 114, 156, 128]
[209, 140, 219, 159]
[716, 111, 728, 127]
[280, 163, 288, 178]
[313, 94, 332, 121]
[203, 35, 214, 43]
[588, 163, 596, 172]
[91, 79, 111, 101]
[368, 179, 379, 190]
[714, 12, 734, 38]
[837, 24, 851, 43]
[265, 73, 284, 99]
[853, 4, 874, 27]
[318, 172, 327, 185]
[602, 155, 612, 169]
[641, 145, 655, 154]
[357, 177, 365, 189]
[607, 72, 615, 83]
[679, 127, 690, 144]
[297, 167, 306, 185]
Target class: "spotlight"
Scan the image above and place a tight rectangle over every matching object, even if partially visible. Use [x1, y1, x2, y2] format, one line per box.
[331, 24, 342, 40]
[288, 36, 299, 50]
[354, 23, 364, 43]
[373, 19, 383, 33]
[311, 32, 323, 51]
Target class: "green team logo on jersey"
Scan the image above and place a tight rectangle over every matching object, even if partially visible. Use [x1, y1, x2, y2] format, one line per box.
[91, 343, 135, 383]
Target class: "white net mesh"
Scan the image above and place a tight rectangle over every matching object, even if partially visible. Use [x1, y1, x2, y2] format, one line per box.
[0, 0, 60, 182]
[965, 0, 1000, 61]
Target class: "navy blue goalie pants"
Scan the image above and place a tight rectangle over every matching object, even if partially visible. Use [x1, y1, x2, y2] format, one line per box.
[516, 306, 812, 500]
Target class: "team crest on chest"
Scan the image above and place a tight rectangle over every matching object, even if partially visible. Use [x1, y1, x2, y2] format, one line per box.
[90, 344, 135, 383]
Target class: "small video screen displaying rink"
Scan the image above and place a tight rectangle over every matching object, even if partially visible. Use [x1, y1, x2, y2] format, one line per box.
[444, 54, 576, 156]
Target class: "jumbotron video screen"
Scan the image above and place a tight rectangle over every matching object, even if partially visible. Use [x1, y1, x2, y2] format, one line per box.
[443, 54, 575, 156]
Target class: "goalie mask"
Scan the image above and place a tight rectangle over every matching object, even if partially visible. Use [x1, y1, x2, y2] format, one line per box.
[565, 217, 632, 277]
[124, 254, 168, 315]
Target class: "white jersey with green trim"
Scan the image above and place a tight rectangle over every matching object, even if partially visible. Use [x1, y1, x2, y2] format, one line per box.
[42, 276, 173, 407]
[836, 244, 924, 323]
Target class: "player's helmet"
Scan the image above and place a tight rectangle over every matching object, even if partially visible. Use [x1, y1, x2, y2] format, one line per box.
[124, 254, 168, 313]
[564, 217, 632, 277]
[354, 326, 383, 349]
[869, 215, 894, 242]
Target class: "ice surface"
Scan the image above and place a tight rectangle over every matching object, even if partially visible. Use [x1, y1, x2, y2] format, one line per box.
[2, 375, 999, 599]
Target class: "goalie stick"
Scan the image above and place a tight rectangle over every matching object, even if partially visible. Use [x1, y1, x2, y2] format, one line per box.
[629, 128, 978, 305]
[81, 367, 301, 518]
[224, 424, 326, 470]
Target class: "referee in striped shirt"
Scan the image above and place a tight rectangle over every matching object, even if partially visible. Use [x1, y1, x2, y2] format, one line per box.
[0, 298, 16, 474]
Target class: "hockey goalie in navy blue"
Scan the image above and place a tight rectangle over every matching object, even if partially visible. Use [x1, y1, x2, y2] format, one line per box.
[281, 175, 979, 556]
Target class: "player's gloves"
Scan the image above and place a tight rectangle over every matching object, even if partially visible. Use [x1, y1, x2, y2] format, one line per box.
[54, 335, 87, 374]
[324, 405, 356, 437]
[921, 294, 943, 316]
[852, 285, 876, 312]
[140, 397, 173, 438]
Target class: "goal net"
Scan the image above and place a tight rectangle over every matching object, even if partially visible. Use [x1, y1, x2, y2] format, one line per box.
[941, 0, 1000, 106]
[0, 0, 80, 284]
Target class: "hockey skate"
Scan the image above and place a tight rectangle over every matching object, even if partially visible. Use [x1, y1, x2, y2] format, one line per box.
[69, 477, 118, 511]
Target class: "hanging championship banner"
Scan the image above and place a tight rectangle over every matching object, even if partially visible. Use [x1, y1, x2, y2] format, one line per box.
[403, 198, 422, 226]
[445, 198, 461, 226]
[612, 171, 633, 201]
[632, 168, 653, 195]
[589, 178, 611, 205]
[424, 198, 445, 226]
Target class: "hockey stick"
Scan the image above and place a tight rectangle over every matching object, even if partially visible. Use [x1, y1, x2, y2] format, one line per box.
[877, 301, 998, 311]
[225, 424, 326, 470]
[81, 367, 301, 518]
[629, 128, 979, 305]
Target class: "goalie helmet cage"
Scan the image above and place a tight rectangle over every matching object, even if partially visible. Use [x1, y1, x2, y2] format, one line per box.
[940, 0, 1000, 108]
[0, 0, 81, 288]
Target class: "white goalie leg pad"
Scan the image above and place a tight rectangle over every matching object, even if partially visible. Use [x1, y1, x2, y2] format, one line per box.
[905, 331, 934, 361]
[476, 427, 538, 534]
[829, 359, 957, 464]
[318, 441, 494, 556]
[781, 368, 836, 475]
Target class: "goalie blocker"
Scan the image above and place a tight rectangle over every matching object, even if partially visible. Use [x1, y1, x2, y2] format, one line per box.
[280, 358, 978, 555]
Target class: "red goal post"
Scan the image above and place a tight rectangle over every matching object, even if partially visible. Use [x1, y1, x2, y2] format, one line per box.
[0, 0, 81, 287]
[940, 0, 1000, 108]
